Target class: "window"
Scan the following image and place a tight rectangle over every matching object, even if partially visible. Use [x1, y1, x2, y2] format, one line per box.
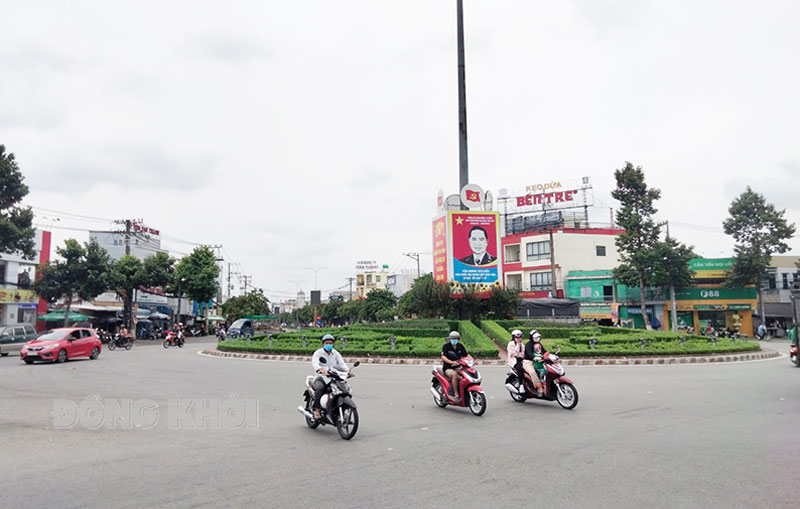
[81, 330, 93, 338]
[526, 241, 550, 261]
[782, 273, 790, 290]
[366, 275, 372, 284]
[603, 285, 614, 301]
[596, 245, 606, 256]
[766, 270, 776, 290]
[505, 245, 521, 263]
[376, 275, 381, 283]
[530, 271, 552, 291]
[580, 286, 592, 298]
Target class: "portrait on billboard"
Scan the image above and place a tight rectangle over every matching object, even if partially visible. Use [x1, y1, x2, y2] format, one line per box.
[450, 211, 500, 285]
[459, 226, 497, 266]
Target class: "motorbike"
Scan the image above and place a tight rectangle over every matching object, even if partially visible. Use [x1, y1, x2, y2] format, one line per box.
[107, 333, 133, 351]
[98, 330, 112, 344]
[430, 355, 487, 416]
[297, 359, 360, 440]
[790, 343, 799, 367]
[216, 329, 227, 341]
[162, 331, 184, 349]
[504, 348, 578, 409]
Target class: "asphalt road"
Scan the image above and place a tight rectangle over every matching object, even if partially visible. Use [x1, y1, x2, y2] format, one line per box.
[1, 337, 799, 509]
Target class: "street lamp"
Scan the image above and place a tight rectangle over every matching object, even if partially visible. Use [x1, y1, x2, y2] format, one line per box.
[288, 280, 305, 329]
[304, 267, 327, 290]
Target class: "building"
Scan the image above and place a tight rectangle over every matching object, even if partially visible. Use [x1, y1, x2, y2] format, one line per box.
[501, 226, 624, 298]
[0, 230, 51, 328]
[355, 269, 392, 299]
[385, 270, 417, 298]
[89, 229, 167, 261]
[565, 258, 758, 335]
[763, 256, 799, 334]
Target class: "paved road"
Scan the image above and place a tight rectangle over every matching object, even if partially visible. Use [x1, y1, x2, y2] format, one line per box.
[1, 338, 798, 508]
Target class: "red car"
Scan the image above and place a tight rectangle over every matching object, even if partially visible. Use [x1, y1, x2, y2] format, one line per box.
[20, 328, 102, 364]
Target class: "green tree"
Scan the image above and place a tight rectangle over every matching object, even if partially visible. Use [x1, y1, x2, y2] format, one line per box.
[360, 289, 398, 322]
[320, 298, 345, 325]
[340, 299, 364, 323]
[612, 162, 662, 329]
[109, 255, 144, 331]
[34, 239, 112, 326]
[140, 252, 176, 289]
[397, 273, 452, 318]
[452, 285, 486, 322]
[222, 289, 271, 324]
[486, 286, 521, 319]
[652, 237, 696, 331]
[174, 246, 220, 323]
[0, 145, 36, 258]
[723, 186, 796, 323]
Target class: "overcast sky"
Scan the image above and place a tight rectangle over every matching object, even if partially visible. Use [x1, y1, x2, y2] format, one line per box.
[3, 1, 798, 303]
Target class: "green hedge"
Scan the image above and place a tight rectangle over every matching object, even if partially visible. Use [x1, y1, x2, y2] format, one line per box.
[480, 320, 511, 344]
[540, 338, 760, 357]
[496, 320, 580, 329]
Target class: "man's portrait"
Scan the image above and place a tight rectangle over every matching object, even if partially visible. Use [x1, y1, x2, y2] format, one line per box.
[459, 226, 496, 266]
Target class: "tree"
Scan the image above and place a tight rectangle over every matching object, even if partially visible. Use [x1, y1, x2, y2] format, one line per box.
[34, 239, 112, 326]
[222, 289, 271, 324]
[360, 289, 398, 322]
[174, 246, 220, 323]
[723, 186, 796, 324]
[397, 274, 452, 318]
[612, 162, 662, 329]
[486, 286, 521, 319]
[320, 298, 345, 326]
[109, 255, 144, 331]
[0, 145, 36, 258]
[652, 237, 696, 331]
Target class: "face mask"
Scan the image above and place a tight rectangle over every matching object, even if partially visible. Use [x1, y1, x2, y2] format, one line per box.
[450, 339, 459, 346]
[323, 344, 333, 352]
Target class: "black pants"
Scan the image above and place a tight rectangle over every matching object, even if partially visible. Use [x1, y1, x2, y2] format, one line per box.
[514, 359, 524, 387]
[312, 378, 329, 410]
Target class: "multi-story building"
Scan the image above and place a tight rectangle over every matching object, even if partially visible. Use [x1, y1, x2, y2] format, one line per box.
[0, 230, 51, 328]
[355, 269, 392, 299]
[762, 255, 799, 335]
[385, 270, 417, 298]
[501, 226, 624, 298]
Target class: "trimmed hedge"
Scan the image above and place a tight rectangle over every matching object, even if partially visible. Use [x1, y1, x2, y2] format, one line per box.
[540, 338, 760, 357]
[480, 320, 511, 344]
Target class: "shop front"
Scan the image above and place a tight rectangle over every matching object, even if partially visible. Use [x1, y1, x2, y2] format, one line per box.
[667, 287, 756, 335]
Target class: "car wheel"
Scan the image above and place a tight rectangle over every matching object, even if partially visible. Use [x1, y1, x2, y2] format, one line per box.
[90, 347, 100, 360]
[0, 352, 8, 357]
[56, 349, 67, 363]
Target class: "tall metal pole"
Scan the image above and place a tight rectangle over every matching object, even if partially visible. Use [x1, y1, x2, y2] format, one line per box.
[457, 0, 469, 204]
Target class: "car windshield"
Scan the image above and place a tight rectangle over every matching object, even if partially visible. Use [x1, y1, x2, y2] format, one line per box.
[35, 330, 68, 341]
[230, 319, 248, 329]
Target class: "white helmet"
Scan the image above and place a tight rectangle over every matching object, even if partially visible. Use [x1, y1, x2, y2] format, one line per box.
[530, 329, 542, 343]
[448, 331, 461, 340]
[511, 329, 523, 338]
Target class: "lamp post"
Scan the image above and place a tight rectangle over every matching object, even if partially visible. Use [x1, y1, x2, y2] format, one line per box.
[304, 267, 327, 290]
[288, 279, 304, 329]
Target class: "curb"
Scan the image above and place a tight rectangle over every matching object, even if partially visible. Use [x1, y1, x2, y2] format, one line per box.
[199, 348, 781, 366]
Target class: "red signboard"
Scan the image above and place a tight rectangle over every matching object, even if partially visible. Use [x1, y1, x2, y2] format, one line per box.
[432, 216, 448, 283]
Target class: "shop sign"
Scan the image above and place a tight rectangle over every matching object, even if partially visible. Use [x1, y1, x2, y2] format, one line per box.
[675, 287, 756, 300]
[689, 258, 734, 271]
[726, 303, 751, 310]
[355, 260, 380, 271]
[0, 288, 38, 304]
[694, 304, 725, 310]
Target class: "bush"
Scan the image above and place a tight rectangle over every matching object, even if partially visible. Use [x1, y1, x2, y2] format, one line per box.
[480, 320, 511, 344]
[540, 338, 760, 357]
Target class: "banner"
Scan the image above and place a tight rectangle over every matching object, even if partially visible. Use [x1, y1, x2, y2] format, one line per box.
[432, 216, 448, 283]
[0, 288, 38, 304]
[449, 211, 501, 285]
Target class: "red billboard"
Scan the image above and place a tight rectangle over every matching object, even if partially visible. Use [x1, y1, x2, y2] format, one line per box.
[432, 215, 448, 283]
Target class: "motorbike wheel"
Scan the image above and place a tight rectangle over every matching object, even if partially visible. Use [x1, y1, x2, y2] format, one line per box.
[555, 383, 579, 410]
[468, 391, 487, 416]
[795, 354, 800, 368]
[108, 341, 117, 351]
[162, 340, 170, 349]
[178, 340, 184, 348]
[335, 405, 359, 440]
[510, 388, 527, 403]
[125, 340, 133, 351]
[304, 398, 320, 429]
[432, 382, 448, 408]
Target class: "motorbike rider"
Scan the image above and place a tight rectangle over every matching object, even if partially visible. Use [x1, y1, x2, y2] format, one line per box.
[506, 329, 525, 391]
[441, 331, 468, 402]
[311, 334, 350, 419]
[119, 326, 132, 341]
[523, 330, 545, 396]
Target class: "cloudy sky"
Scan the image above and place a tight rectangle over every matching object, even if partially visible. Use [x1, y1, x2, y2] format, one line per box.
[3, 1, 798, 303]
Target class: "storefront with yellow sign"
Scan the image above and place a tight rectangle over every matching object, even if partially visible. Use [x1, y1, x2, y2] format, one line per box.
[666, 287, 756, 336]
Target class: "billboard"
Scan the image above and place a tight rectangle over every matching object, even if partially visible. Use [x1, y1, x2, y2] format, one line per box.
[450, 211, 501, 284]
[432, 215, 448, 283]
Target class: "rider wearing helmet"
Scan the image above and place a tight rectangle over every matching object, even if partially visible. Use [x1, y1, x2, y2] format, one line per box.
[507, 329, 525, 390]
[441, 331, 468, 401]
[523, 330, 545, 395]
[311, 334, 349, 419]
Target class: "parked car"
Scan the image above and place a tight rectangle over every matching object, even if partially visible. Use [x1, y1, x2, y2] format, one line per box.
[227, 318, 254, 338]
[20, 328, 102, 364]
[0, 323, 38, 357]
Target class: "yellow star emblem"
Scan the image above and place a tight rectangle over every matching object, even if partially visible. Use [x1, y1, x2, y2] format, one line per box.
[455, 217, 464, 225]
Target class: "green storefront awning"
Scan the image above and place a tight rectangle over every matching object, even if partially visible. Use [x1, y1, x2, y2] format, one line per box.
[37, 310, 89, 322]
[580, 304, 613, 318]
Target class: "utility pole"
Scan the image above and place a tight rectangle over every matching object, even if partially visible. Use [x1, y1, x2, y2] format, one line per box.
[549, 229, 558, 297]
[456, 0, 469, 202]
[346, 277, 356, 301]
[241, 275, 252, 294]
[227, 263, 232, 301]
[404, 252, 421, 279]
[114, 218, 139, 332]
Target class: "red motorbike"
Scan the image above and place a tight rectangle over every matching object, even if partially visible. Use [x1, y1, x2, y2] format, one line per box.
[162, 331, 184, 349]
[790, 343, 799, 367]
[430, 355, 487, 416]
[504, 348, 579, 409]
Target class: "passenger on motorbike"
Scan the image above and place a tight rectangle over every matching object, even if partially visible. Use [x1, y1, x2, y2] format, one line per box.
[523, 330, 545, 395]
[119, 326, 132, 339]
[441, 331, 468, 402]
[506, 329, 525, 390]
[311, 334, 349, 419]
